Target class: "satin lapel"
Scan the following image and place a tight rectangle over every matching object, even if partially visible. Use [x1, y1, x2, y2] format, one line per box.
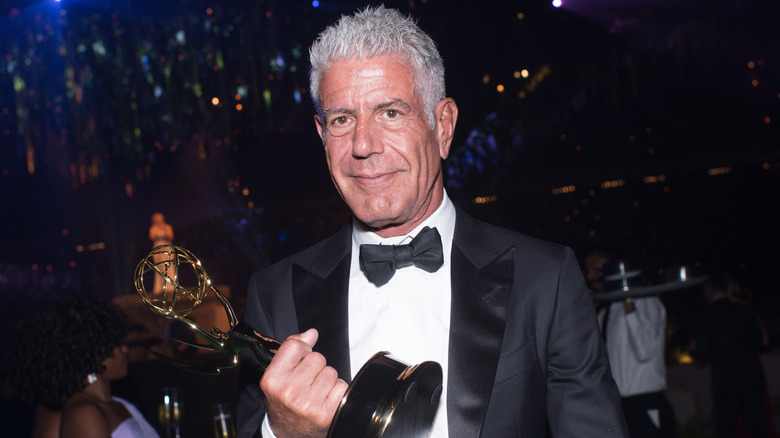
[447, 210, 515, 438]
[292, 222, 353, 381]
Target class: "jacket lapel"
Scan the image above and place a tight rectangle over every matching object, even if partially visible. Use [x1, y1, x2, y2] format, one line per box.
[447, 209, 515, 438]
[292, 222, 354, 381]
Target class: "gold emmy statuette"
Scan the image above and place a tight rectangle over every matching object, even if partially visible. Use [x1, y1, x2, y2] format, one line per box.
[134, 245, 442, 438]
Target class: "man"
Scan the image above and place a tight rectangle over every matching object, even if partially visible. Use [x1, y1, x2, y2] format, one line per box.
[601, 297, 677, 437]
[692, 273, 768, 438]
[592, 260, 678, 438]
[237, 6, 627, 437]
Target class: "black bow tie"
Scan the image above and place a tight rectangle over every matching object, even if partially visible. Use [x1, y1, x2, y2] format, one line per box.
[359, 226, 444, 287]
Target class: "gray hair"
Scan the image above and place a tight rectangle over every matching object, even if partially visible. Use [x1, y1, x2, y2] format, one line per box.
[309, 5, 446, 129]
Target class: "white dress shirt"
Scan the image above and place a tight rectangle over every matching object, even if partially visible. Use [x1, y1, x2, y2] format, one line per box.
[599, 296, 668, 397]
[262, 192, 455, 438]
[349, 192, 455, 438]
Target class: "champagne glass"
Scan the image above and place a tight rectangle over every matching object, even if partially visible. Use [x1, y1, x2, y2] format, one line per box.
[212, 403, 236, 438]
[158, 386, 183, 438]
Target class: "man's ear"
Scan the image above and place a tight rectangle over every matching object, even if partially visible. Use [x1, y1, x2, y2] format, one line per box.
[314, 113, 325, 142]
[435, 98, 458, 159]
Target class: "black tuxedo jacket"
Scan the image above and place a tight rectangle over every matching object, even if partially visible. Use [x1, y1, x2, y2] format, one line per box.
[236, 208, 627, 437]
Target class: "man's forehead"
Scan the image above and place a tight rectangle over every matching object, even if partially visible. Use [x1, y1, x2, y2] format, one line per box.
[325, 54, 410, 74]
[319, 57, 418, 105]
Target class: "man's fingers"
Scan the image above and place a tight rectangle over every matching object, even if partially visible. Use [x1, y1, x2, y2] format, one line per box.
[305, 363, 339, 398]
[325, 379, 349, 412]
[260, 329, 345, 437]
[264, 329, 320, 378]
[291, 328, 319, 347]
[288, 350, 329, 390]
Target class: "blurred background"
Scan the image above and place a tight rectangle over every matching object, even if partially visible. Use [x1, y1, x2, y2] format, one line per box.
[0, 0, 778, 435]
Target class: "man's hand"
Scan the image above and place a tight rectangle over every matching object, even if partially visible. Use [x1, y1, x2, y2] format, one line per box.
[260, 328, 348, 438]
[623, 297, 635, 315]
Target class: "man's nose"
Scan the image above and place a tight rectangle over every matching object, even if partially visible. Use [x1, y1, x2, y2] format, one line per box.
[351, 118, 383, 157]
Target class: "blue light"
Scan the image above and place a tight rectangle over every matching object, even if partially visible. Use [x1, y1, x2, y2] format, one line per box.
[312, 1, 320, 8]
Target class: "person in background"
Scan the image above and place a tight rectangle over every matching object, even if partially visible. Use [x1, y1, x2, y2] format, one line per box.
[590, 257, 678, 438]
[148, 212, 174, 295]
[148, 212, 174, 249]
[585, 250, 611, 297]
[236, 6, 627, 437]
[599, 295, 678, 437]
[5, 297, 159, 438]
[692, 273, 769, 438]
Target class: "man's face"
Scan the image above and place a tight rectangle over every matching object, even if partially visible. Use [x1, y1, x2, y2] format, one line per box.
[314, 55, 457, 237]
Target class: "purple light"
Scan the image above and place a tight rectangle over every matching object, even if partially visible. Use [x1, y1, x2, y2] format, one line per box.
[312, 1, 320, 7]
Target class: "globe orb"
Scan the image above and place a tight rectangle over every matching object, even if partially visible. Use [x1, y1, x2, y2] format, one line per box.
[134, 245, 209, 317]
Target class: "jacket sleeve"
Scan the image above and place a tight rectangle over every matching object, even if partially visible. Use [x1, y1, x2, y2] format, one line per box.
[236, 271, 270, 438]
[545, 248, 628, 437]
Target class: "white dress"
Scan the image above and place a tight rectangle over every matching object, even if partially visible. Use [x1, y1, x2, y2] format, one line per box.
[112, 397, 160, 438]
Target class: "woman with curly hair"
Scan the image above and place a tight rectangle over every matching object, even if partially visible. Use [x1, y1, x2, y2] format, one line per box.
[6, 297, 158, 438]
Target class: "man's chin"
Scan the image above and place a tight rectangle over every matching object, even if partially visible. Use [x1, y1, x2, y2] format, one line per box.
[348, 199, 398, 225]
[355, 215, 396, 231]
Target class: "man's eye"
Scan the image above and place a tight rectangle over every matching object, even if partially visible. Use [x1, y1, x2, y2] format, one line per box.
[386, 109, 398, 118]
[334, 116, 348, 125]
